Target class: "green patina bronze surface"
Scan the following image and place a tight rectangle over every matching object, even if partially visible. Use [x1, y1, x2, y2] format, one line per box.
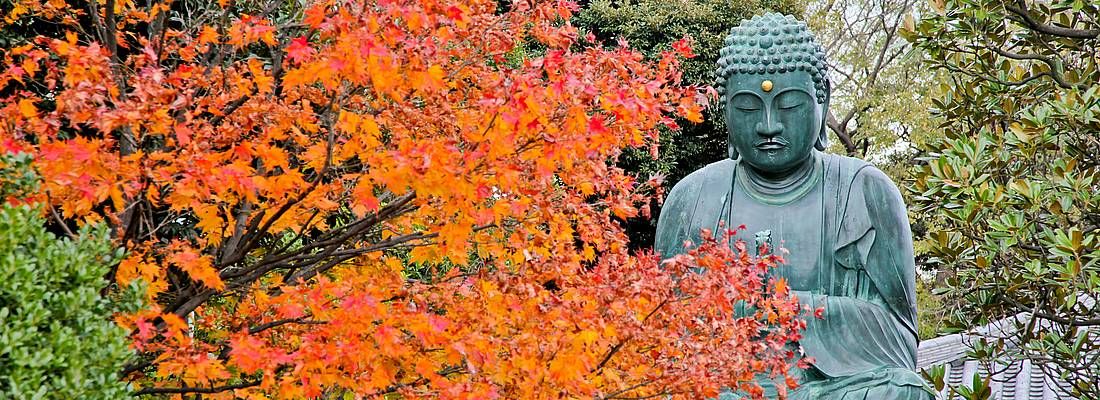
[655, 13, 934, 400]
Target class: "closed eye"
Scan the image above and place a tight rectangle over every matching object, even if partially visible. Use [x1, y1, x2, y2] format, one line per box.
[775, 90, 811, 110]
[730, 93, 763, 112]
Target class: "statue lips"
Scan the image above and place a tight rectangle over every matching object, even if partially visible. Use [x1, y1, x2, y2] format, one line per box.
[755, 139, 787, 151]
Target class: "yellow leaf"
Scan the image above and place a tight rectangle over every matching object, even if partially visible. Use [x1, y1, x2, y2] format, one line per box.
[109, 186, 125, 211]
[578, 182, 594, 195]
[582, 245, 595, 261]
[17, 99, 36, 118]
[573, 330, 599, 347]
[409, 245, 435, 264]
[361, 115, 382, 147]
[193, 204, 224, 244]
[427, 64, 445, 88]
[1008, 122, 1032, 143]
[901, 14, 916, 34]
[929, 0, 945, 15]
[169, 248, 225, 290]
[774, 277, 788, 294]
[116, 256, 160, 286]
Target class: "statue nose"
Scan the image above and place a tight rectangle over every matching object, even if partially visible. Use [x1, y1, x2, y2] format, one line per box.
[755, 120, 784, 137]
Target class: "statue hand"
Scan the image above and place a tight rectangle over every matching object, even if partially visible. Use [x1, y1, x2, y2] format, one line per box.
[791, 290, 816, 304]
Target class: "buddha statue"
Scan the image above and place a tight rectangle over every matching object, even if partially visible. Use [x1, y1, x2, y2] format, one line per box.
[654, 13, 934, 400]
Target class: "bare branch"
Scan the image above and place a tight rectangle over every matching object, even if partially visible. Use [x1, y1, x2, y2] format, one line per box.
[985, 43, 1085, 89]
[826, 110, 857, 155]
[249, 316, 327, 335]
[1005, 1, 1100, 40]
[132, 380, 261, 396]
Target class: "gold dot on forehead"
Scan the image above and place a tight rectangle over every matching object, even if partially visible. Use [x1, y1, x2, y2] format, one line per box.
[761, 80, 774, 92]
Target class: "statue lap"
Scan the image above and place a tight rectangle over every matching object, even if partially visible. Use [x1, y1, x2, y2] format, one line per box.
[791, 368, 931, 400]
[719, 368, 930, 400]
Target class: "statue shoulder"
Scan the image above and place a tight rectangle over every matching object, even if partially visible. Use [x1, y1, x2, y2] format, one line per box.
[664, 158, 737, 203]
[821, 153, 904, 203]
[656, 158, 736, 256]
[853, 163, 905, 205]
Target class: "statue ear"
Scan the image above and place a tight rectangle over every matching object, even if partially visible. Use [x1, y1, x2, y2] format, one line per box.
[815, 79, 831, 151]
[724, 96, 739, 160]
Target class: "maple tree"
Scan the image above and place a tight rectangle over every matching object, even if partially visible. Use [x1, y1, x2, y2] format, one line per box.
[1, 0, 809, 398]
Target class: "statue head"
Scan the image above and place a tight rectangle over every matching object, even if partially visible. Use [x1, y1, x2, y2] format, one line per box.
[715, 13, 830, 175]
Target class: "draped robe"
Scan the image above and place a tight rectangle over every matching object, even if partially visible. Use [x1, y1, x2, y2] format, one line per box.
[655, 152, 933, 399]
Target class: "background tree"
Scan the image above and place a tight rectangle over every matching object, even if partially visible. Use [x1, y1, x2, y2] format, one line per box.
[907, 0, 1100, 397]
[1, 0, 810, 398]
[575, 0, 802, 248]
[0, 153, 140, 399]
[805, 0, 939, 159]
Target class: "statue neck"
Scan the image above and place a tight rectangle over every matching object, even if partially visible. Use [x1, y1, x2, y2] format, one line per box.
[738, 152, 821, 204]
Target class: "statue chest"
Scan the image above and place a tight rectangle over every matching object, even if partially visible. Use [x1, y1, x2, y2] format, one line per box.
[727, 184, 826, 292]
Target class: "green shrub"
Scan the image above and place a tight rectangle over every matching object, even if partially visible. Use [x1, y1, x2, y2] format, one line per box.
[915, 277, 945, 340]
[908, 1, 1100, 397]
[0, 154, 138, 399]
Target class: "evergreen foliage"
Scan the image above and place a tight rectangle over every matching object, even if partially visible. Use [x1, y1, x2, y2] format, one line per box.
[0, 154, 138, 399]
[906, 0, 1100, 397]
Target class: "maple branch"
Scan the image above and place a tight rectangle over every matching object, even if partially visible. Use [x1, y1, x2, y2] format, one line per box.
[44, 199, 75, 239]
[207, 93, 254, 126]
[261, 209, 321, 258]
[249, 316, 327, 334]
[132, 379, 261, 396]
[215, 206, 268, 268]
[201, 6, 235, 72]
[89, 0, 139, 154]
[220, 193, 417, 285]
[217, 189, 314, 269]
[87, 0, 147, 245]
[166, 193, 425, 320]
[86, 1, 107, 57]
[278, 220, 492, 288]
[362, 365, 466, 397]
[146, 0, 170, 60]
[218, 97, 342, 267]
[220, 200, 253, 265]
[593, 298, 669, 374]
[594, 341, 627, 372]
[599, 381, 668, 400]
[103, 0, 119, 59]
[284, 223, 494, 283]
[120, 359, 152, 377]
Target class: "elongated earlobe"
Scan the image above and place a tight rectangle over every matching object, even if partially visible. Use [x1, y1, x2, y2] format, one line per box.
[725, 95, 740, 160]
[815, 80, 831, 151]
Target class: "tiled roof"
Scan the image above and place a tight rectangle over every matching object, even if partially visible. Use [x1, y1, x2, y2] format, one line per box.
[915, 312, 1087, 400]
[921, 357, 1072, 400]
[916, 314, 1020, 370]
